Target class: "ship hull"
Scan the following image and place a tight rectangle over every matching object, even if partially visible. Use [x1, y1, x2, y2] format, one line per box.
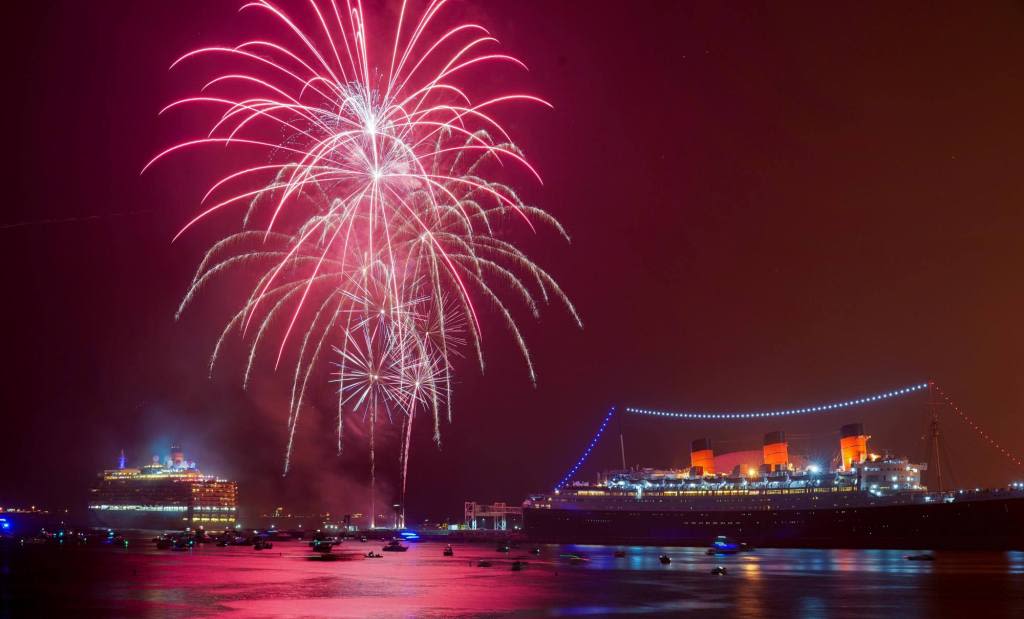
[87, 510, 191, 532]
[524, 496, 1024, 550]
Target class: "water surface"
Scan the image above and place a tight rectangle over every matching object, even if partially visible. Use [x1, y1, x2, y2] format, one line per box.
[3, 539, 1022, 617]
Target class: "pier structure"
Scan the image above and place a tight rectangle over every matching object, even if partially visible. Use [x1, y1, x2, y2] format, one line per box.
[464, 501, 523, 530]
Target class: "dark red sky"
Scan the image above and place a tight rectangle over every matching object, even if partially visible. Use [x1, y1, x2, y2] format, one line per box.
[2, 1, 1022, 521]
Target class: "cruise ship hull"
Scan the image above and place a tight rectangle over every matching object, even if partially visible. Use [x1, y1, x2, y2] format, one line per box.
[88, 510, 191, 532]
[524, 496, 1024, 550]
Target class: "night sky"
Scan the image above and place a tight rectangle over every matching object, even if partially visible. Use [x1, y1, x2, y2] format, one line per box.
[2, 1, 1022, 522]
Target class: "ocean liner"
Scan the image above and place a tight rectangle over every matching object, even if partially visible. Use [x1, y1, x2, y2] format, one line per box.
[88, 445, 238, 531]
[524, 424, 1024, 549]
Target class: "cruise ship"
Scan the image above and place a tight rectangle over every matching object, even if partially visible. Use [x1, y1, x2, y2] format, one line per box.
[88, 445, 238, 531]
[524, 424, 1024, 549]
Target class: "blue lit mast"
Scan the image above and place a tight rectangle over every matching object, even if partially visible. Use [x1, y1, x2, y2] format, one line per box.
[617, 407, 627, 470]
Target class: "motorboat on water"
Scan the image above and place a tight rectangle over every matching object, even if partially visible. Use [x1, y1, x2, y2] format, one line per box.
[707, 536, 741, 555]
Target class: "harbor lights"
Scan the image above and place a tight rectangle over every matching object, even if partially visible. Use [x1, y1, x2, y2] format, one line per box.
[393, 503, 404, 529]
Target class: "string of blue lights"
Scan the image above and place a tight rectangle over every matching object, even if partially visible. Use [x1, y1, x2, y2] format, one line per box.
[553, 406, 616, 491]
[626, 382, 930, 420]
[553, 382, 931, 490]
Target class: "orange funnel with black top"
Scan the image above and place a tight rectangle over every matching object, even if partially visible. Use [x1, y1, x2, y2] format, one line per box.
[840, 423, 869, 470]
[762, 431, 788, 467]
[690, 438, 715, 475]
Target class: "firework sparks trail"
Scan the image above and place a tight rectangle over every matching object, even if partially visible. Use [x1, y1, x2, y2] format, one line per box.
[148, 0, 580, 510]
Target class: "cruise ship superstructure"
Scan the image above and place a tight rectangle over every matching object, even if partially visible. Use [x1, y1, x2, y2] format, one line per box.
[89, 445, 238, 530]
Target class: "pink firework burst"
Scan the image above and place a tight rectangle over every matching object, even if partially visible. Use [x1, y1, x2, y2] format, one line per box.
[147, 0, 579, 491]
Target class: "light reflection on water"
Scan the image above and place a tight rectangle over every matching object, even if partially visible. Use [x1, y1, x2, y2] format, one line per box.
[3, 540, 1022, 618]
[561, 544, 1024, 576]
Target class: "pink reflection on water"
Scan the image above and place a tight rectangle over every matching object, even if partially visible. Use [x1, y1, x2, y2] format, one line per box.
[124, 541, 560, 618]
[11, 540, 1022, 617]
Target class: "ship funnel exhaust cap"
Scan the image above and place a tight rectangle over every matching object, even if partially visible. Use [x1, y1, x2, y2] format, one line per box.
[691, 438, 712, 453]
[840, 423, 865, 438]
[763, 431, 785, 446]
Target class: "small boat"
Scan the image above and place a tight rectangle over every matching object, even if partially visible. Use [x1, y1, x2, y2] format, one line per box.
[477, 560, 492, 567]
[613, 550, 626, 558]
[366, 551, 383, 558]
[156, 538, 172, 550]
[443, 545, 454, 557]
[496, 543, 510, 553]
[905, 554, 935, 561]
[309, 535, 338, 548]
[659, 554, 671, 565]
[511, 561, 526, 571]
[313, 540, 333, 554]
[530, 547, 542, 556]
[710, 566, 728, 575]
[254, 539, 273, 550]
[708, 536, 740, 555]
[382, 540, 408, 552]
